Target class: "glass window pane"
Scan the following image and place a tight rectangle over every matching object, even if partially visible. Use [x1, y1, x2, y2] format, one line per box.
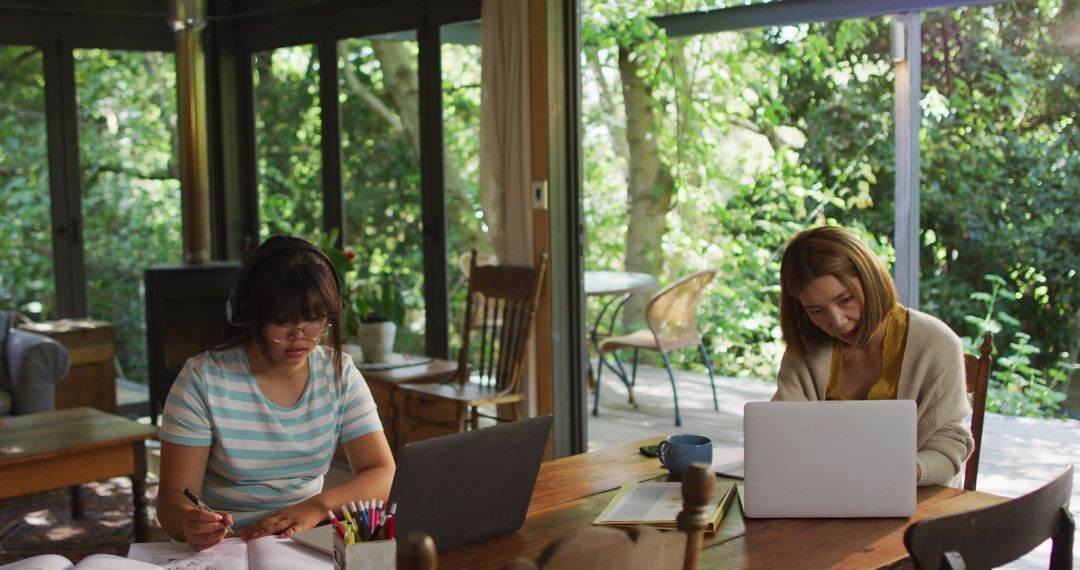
[582, 5, 893, 381]
[75, 48, 181, 384]
[919, 5, 1078, 417]
[253, 45, 323, 239]
[441, 20, 484, 349]
[337, 34, 425, 354]
[0, 45, 55, 318]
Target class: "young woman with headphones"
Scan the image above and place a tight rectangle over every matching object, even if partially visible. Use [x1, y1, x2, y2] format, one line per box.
[156, 236, 395, 550]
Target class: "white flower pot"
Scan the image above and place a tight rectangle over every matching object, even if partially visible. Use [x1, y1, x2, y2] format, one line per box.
[357, 321, 396, 363]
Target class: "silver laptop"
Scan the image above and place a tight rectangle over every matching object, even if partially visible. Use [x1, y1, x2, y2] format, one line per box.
[742, 400, 916, 518]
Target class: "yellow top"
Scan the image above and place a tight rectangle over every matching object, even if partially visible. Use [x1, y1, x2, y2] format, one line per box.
[826, 305, 909, 400]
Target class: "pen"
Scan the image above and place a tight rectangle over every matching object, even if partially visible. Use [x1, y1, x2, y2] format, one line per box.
[327, 510, 346, 540]
[182, 488, 234, 533]
[385, 513, 395, 540]
[358, 507, 371, 539]
[340, 503, 356, 532]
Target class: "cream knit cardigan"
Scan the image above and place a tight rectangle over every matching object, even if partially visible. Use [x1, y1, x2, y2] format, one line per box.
[773, 309, 975, 486]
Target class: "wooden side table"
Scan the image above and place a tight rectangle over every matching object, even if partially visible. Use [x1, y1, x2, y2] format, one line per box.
[361, 358, 458, 451]
[16, 319, 117, 413]
[0, 407, 158, 541]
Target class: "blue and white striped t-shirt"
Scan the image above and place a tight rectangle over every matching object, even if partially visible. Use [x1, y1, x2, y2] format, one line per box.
[159, 344, 382, 529]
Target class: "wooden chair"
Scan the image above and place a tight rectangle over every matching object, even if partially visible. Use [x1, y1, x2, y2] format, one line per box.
[904, 464, 1074, 569]
[395, 250, 548, 436]
[593, 270, 719, 427]
[964, 332, 993, 491]
[395, 462, 715, 570]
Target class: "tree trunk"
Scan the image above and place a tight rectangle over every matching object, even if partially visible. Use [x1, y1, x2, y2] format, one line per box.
[371, 40, 484, 252]
[619, 44, 675, 327]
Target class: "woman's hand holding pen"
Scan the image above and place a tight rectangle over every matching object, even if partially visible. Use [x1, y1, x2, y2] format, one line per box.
[240, 499, 325, 541]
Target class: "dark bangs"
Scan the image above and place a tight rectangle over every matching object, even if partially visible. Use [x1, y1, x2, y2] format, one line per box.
[246, 250, 341, 329]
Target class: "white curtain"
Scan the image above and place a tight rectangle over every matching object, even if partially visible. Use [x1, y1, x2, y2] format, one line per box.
[481, 0, 537, 415]
[480, 0, 533, 265]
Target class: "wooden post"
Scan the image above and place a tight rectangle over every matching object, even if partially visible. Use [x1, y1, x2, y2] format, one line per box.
[676, 463, 714, 570]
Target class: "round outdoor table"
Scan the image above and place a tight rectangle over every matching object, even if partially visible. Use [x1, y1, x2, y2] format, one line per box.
[583, 271, 659, 397]
[584, 271, 659, 298]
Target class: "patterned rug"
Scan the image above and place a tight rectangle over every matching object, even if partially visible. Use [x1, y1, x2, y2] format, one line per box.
[0, 477, 171, 565]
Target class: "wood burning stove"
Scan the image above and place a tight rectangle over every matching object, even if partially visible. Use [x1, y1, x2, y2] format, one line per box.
[144, 262, 241, 425]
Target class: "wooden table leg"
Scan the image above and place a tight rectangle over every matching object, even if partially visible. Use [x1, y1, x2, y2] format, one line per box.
[131, 440, 150, 542]
[70, 485, 84, 519]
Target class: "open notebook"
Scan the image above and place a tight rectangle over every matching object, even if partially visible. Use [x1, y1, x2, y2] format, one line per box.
[0, 554, 162, 570]
[127, 536, 328, 570]
[593, 479, 738, 533]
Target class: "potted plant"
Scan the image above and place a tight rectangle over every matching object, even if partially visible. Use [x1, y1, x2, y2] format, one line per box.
[313, 231, 407, 363]
[352, 278, 405, 363]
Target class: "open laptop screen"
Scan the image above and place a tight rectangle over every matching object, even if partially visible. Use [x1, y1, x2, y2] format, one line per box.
[389, 415, 553, 551]
[743, 400, 916, 518]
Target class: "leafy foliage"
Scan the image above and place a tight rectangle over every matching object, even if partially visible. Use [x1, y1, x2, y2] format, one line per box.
[964, 275, 1071, 416]
[0, 46, 54, 316]
[583, 0, 1077, 416]
[1, 4, 1075, 420]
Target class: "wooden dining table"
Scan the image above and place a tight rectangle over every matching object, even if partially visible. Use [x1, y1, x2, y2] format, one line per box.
[436, 436, 1008, 569]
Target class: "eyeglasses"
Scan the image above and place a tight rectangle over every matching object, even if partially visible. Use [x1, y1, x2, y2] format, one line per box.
[265, 320, 331, 343]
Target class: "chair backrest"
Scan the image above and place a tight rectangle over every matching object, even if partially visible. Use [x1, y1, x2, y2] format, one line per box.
[457, 249, 548, 393]
[904, 464, 1074, 570]
[964, 332, 993, 491]
[458, 250, 499, 276]
[0, 311, 70, 415]
[502, 462, 715, 570]
[645, 270, 716, 353]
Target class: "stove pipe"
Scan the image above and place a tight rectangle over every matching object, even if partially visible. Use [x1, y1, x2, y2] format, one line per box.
[170, 0, 211, 263]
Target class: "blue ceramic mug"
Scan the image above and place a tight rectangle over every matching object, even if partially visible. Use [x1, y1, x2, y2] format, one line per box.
[658, 434, 713, 477]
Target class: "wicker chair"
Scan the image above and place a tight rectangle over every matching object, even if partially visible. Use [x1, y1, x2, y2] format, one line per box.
[592, 270, 719, 427]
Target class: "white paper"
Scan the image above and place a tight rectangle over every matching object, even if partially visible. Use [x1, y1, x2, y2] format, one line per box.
[247, 536, 331, 570]
[0, 554, 79, 570]
[711, 444, 744, 479]
[129, 539, 244, 570]
[601, 483, 684, 522]
[76, 555, 164, 570]
[127, 542, 199, 568]
[128, 536, 329, 570]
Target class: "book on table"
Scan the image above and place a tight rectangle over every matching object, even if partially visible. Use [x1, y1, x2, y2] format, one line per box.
[593, 479, 738, 532]
[0, 553, 163, 570]
[127, 536, 330, 570]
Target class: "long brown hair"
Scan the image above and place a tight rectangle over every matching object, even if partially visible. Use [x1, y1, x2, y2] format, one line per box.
[779, 226, 897, 357]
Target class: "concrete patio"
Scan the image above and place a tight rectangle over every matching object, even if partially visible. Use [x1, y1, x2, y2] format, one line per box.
[587, 361, 1080, 569]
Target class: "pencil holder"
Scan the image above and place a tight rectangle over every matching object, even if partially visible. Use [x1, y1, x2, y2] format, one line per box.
[332, 529, 396, 570]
